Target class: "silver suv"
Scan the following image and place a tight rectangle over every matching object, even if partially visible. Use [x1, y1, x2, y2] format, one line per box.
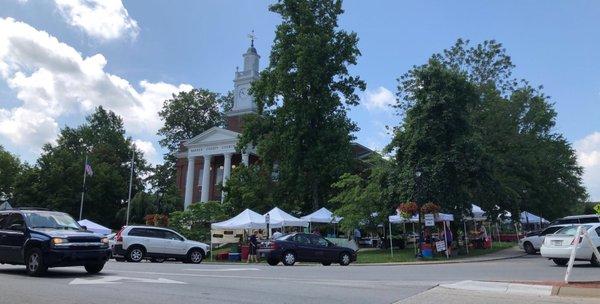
[112, 226, 209, 264]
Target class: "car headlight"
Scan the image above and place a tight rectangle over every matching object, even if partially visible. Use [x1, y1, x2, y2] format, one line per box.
[51, 238, 68, 245]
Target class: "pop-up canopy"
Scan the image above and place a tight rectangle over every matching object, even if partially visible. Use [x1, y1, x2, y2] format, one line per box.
[301, 207, 342, 224]
[77, 219, 111, 235]
[264, 207, 308, 228]
[0, 201, 12, 211]
[388, 213, 454, 224]
[465, 204, 487, 221]
[500, 211, 549, 224]
[211, 209, 266, 230]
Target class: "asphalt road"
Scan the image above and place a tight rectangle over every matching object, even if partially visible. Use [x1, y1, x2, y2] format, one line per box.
[0, 254, 598, 304]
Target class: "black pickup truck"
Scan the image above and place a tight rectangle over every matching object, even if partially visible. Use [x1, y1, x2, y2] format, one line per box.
[0, 209, 110, 276]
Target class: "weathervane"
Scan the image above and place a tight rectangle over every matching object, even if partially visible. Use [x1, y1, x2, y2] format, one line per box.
[247, 30, 257, 47]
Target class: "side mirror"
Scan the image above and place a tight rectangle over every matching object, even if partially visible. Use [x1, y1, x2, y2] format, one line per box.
[81, 225, 88, 231]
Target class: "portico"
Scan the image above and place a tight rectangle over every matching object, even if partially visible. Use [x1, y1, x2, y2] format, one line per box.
[177, 127, 256, 209]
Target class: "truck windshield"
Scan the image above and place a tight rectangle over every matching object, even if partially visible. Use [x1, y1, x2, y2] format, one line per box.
[23, 211, 82, 230]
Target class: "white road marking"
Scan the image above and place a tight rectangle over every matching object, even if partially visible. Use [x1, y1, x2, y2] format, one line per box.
[69, 276, 186, 285]
[183, 268, 261, 272]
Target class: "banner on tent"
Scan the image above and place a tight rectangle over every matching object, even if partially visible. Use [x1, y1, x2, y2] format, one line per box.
[211, 230, 243, 245]
[425, 214, 435, 227]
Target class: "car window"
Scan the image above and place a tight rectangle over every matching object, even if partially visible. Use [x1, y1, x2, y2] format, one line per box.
[0, 213, 8, 229]
[308, 235, 329, 247]
[541, 226, 561, 236]
[595, 227, 600, 237]
[128, 228, 160, 238]
[579, 217, 600, 223]
[293, 235, 310, 244]
[5, 213, 25, 230]
[162, 230, 183, 241]
[555, 225, 592, 235]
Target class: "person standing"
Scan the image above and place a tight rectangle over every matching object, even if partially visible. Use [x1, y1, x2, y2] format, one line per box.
[353, 228, 361, 246]
[247, 230, 259, 263]
[444, 224, 453, 256]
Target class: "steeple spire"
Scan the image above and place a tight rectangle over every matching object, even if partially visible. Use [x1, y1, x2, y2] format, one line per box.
[247, 30, 256, 47]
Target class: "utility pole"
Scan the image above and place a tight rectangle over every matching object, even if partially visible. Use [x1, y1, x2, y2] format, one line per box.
[79, 154, 88, 221]
[125, 148, 135, 226]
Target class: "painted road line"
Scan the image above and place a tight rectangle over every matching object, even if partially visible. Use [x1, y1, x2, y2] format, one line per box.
[183, 268, 261, 272]
[69, 276, 187, 285]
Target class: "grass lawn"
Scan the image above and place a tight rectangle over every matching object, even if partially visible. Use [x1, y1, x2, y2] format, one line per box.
[356, 242, 515, 264]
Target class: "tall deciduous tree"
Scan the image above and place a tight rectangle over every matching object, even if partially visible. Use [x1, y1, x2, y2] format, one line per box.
[12, 107, 148, 227]
[239, 0, 366, 212]
[0, 145, 23, 199]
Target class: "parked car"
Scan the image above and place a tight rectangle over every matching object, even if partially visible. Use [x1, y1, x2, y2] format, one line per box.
[540, 223, 600, 266]
[112, 226, 209, 264]
[259, 233, 356, 266]
[518, 224, 570, 254]
[0, 208, 110, 276]
[550, 214, 600, 225]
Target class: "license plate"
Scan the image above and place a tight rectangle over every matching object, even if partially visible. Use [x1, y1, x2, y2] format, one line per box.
[551, 240, 562, 246]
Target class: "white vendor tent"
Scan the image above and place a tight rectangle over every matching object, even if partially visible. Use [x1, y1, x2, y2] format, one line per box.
[211, 209, 266, 230]
[78, 219, 111, 235]
[465, 204, 487, 221]
[500, 211, 549, 225]
[301, 207, 342, 224]
[264, 207, 308, 228]
[388, 213, 454, 223]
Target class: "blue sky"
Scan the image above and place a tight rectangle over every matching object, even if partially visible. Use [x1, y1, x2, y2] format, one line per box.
[0, 0, 599, 200]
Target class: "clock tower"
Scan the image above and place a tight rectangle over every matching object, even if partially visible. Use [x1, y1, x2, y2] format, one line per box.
[226, 35, 260, 132]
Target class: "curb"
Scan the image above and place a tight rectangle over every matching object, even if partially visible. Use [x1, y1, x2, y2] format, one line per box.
[352, 251, 527, 266]
[440, 280, 553, 297]
[441, 280, 600, 299]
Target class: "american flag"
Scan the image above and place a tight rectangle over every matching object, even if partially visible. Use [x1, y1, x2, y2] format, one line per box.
[85, 162, 93, 176]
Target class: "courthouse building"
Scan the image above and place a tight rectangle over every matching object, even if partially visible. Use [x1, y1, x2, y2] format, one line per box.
[175, 40, 372, 209]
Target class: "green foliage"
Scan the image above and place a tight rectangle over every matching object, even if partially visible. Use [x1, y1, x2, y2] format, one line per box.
[11, 107, 149, 228]
[330, 156, 395, 233]
[239, 0, 366, 212]
[222, 164, 274, 214]
[115, 191, 157, 225]
[0, 145, 23, 199]
[169, 201, 229, 242]
[594, 203, 600, 215]
[389, 39, 587, 221]
[390, 59, 480, 215]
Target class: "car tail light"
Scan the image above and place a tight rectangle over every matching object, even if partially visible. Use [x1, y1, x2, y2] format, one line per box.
[269, 242, 279, 250]
[115, 226, 125, 242]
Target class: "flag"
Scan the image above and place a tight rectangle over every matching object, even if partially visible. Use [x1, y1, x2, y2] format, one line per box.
[85, 162, 93, 177]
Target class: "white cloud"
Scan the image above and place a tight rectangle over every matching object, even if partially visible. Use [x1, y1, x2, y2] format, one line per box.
[0, 17, 191, 155]
[362, 86, 395, 111]
[133, 139, 159, 165]
[575, 132, 600, 201]
[54, 0, 139, 40]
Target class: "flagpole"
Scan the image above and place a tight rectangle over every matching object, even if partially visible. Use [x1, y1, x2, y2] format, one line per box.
[79, 154, 88, 221]
[125, 148, 135, 226]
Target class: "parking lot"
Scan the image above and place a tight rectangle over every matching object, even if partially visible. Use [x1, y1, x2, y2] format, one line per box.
[0, 253, 598, 304]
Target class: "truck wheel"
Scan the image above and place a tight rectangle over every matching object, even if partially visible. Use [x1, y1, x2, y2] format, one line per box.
[84, 262, 105, 274]
[25, 248, 47, 276]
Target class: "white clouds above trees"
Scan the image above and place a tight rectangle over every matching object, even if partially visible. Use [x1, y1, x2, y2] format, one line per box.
[0, 17, 191, 157]
[362, 86, 395, 111]
[54, 0, 139, 40]
[575, 132, 600, 201]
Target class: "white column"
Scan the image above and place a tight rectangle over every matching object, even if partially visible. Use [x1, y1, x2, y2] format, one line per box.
[200, 155, 212, 203]
[222, 153, 233, 201]
[242, 153, 249, 166]
[184, 156, 196, 209]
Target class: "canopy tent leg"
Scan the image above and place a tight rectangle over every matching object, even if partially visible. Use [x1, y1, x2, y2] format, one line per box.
[389, 221, 393, 257]
[463, 221, 469, 254]
[412, 222, 417, 254]
[443, 220, 449, 259]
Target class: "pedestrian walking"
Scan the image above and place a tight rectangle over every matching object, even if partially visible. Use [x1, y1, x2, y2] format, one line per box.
[247, 230, 259, 263]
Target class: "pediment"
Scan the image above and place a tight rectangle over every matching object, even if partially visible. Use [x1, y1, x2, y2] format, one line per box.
[185, 127, 240, 146]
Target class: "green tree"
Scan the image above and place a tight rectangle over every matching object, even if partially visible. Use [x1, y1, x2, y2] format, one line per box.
[239, 0, 366, 212]
[169, 201, 229, 242]
[12, 107, 149, 227]
[222, 164, 274, 215]
[0, 145, 23, 199]
[389, 59, 481, 215]
[330, 156, 395, 233]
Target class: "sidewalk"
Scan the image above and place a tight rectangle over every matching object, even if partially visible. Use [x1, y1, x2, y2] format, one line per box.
[353, 246, 526, 266]
[395, 285, 599, 304]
